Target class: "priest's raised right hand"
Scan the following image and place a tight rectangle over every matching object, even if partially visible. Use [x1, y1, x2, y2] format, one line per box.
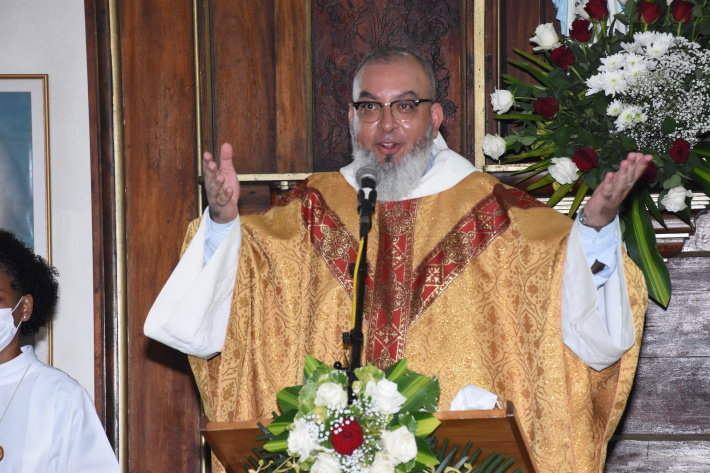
[203, 142, 240, 223]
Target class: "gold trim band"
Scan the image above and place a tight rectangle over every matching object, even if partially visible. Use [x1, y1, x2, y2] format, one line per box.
[474, 0, 485, 168]
[237, 173, 313, 182]
[108, 0, 128, 470]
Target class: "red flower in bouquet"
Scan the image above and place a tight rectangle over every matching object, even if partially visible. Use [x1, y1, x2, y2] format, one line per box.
[642, 161, 658, 183]
[584, 0, 609, 21]
[572, 147, 599, 172]
[671, 0, 693, 23]
[533, 97, 559, 120]
[331, 417, 364, 455]
[569, 19, 592, 42]
[638, 1, 663, 24]
[550, 45, 575, 70]
[670, 138, 691, 163]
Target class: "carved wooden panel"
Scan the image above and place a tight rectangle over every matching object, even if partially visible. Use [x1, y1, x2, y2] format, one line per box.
[311, 0, 461, 171]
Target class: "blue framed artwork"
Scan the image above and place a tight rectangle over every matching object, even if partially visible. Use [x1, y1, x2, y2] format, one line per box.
[0, 75, 50, 259]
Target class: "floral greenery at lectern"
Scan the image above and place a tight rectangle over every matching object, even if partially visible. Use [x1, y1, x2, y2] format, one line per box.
[484, 0, 710, 307]
[260, 356, 441, 473]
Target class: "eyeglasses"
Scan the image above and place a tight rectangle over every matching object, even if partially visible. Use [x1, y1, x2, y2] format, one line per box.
[352, 99, 433, 123]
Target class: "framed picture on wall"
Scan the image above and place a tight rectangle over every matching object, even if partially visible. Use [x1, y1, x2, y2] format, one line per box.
[0, 75, 51, 259]
[0, 75, 52, 363]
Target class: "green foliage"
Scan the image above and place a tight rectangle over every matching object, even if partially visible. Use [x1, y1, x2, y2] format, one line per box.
[276, 386, 301, 414]
[622, 189, 671, 307]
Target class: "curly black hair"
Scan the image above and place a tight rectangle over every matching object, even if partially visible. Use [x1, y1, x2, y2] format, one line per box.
[0, 229, 59, 336]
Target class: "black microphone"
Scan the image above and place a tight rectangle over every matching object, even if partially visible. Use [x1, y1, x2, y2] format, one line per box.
[356, 167, 380, 238]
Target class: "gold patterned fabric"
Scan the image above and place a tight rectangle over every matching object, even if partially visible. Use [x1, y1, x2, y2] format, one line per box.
[186, 171, 647, 473]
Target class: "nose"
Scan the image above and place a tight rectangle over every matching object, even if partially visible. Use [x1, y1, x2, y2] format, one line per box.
[377, 105, 397, 133]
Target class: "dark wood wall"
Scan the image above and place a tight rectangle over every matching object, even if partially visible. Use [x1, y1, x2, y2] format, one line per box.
[84, 0, 710, 471]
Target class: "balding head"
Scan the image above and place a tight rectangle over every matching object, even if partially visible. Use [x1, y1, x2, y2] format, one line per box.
[352, 47, 436, 99]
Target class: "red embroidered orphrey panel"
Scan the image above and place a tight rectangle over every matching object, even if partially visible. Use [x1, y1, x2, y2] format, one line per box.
[300, 184, 544, 369]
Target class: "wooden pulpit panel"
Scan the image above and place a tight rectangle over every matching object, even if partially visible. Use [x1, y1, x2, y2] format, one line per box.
[201, 403, 537, 473]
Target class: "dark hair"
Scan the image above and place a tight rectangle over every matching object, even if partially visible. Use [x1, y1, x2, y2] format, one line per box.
[0, 229, 59, 336]
[352, 46, 436, 98]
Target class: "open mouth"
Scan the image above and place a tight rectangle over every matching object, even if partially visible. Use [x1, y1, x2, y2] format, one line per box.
[377, 142, 401, 154]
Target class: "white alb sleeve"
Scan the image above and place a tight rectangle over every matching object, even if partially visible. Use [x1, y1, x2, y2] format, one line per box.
[560, 218, 635, 371]
[143, 208, 240, 358]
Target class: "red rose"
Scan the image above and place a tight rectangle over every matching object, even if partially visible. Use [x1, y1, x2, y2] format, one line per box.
[584, 0, 609, 21]
[642, 161, 658, 183]
[331, 417, 364, 455]
[569, 19, 592, 42]
[671, 0, 693, 23]
[670, 138, 690, 163]
[572, 147, 599, 172]
[550, 45, 575, 71]
[533, 97, 559, 120]
[638, 1, 663, 24]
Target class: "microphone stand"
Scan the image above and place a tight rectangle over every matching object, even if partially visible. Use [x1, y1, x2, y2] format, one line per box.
[340, 185, 376, 403]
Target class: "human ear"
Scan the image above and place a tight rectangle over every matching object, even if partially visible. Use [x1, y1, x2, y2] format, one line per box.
[430, 103, 444, 137]
[19, 295, 33, 323]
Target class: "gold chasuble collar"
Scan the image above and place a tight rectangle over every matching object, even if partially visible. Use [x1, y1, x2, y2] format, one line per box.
[297, 181, 545, 370]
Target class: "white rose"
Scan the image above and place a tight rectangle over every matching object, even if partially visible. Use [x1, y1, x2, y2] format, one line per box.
[661, 187, 693, 212]
[490, 88, 514, 114]
[530, 23, 561, 51]
[381, 426, 417, 465]
[314, 382, 348, 407]
[370, 452, 395, 473]
[365, 378, 406, 415]
[287, 418, 319, 459]
[548, 157, 579, 185]
[482, 134, 506, 160]
[311, 454, 342, 473]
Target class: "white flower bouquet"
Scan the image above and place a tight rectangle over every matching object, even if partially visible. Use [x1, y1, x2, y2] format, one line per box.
[260, 356, 441, 473]
[484, 0, 710, 307]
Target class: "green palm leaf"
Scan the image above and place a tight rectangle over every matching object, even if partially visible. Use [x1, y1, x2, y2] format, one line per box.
[622, 190, 671, 307]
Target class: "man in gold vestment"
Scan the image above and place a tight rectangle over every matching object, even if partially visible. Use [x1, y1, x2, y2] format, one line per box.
[145, 48, 650, 472]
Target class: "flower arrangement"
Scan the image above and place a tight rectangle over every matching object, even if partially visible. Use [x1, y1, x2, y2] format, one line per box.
[484, 0, 710, 307]
[261, 356, 441, 473]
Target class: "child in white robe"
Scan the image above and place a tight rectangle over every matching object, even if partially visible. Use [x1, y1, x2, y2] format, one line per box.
[0, 229, 119, 472]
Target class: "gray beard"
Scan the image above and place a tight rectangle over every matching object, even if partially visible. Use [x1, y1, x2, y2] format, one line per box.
[350, 127, 434, 202]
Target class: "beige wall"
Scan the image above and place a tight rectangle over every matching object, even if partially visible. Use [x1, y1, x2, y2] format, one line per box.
[0, 0, 94, 395]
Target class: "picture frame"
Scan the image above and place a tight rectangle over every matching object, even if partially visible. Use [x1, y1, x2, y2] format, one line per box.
[0, 74, 51, 258]
[0, 74, 52, 363]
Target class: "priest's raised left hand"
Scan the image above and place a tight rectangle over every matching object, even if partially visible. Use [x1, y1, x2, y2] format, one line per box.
[582, 152, 654, 228]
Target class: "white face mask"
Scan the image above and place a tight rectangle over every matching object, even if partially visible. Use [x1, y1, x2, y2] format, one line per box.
[0, 296, 24, 352]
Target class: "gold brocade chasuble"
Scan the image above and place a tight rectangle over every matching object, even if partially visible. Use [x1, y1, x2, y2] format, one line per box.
[185, 172, 647, 473]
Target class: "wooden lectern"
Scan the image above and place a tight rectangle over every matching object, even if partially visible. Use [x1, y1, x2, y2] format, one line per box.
[200, 401, 537, 473]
